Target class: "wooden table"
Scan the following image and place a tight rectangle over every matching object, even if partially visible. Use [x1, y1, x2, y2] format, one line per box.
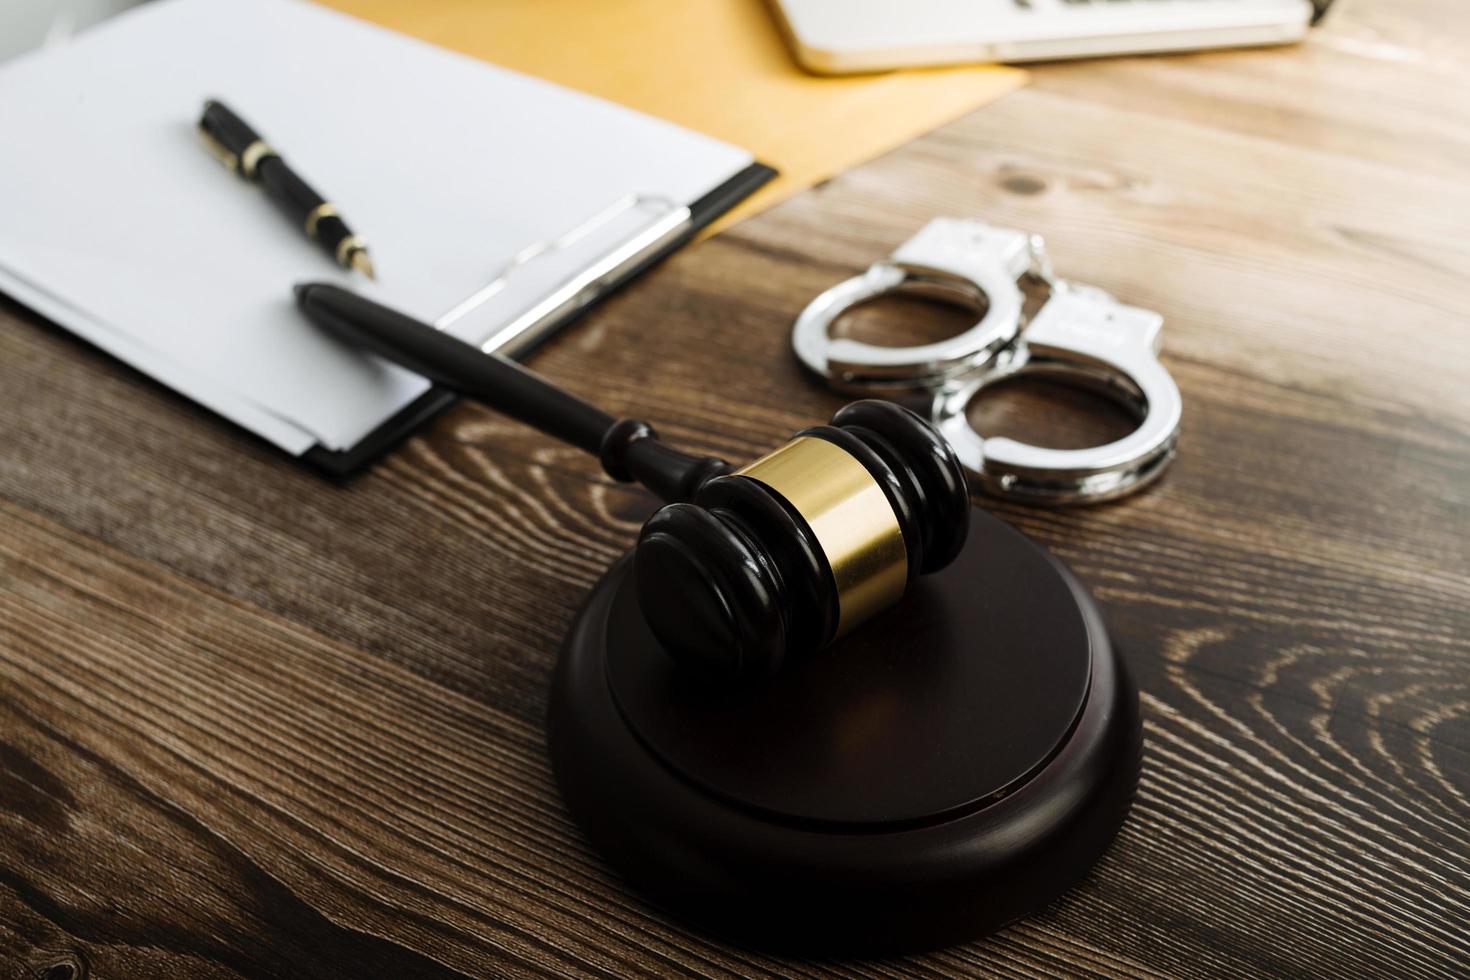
[3, 1, 1467, 975]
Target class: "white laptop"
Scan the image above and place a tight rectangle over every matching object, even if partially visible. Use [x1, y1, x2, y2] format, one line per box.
[771, 0, 1323, 73]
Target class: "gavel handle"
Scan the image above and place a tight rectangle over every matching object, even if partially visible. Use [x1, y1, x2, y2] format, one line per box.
[294, 283, 729, 502]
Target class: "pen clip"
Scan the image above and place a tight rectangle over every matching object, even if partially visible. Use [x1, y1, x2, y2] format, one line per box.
[196, 124, 240, 173]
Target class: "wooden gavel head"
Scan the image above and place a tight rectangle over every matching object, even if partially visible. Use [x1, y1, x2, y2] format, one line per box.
[290, 286, 970, 679]
[628, 401, 970, 677]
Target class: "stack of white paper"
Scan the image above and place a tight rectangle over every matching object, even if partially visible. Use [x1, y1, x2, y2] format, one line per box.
[0, 0, 753, 454]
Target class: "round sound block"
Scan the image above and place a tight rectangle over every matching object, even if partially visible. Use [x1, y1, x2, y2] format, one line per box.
[547, 507, 1140, 956]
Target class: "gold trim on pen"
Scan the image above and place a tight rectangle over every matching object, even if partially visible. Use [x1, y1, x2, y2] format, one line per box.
[196, 127, 239, 173]
[304, 202, 339, 239]
[240, 139, 276, 179]
[736, 436, 907, 636]
[335, 234, 367, 269]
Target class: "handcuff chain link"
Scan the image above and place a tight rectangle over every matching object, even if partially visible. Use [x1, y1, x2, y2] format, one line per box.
[792, 219, 1182, 504]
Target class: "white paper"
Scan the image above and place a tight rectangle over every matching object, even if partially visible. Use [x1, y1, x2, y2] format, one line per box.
[0, 0, 753, 453]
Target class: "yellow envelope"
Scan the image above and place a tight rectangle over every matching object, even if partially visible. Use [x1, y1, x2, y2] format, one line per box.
[320, 0, 1026, 233]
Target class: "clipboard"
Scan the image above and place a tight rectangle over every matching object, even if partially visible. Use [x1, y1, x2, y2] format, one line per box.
[0, 0, 775, 473]
[303, 163, 775, 476]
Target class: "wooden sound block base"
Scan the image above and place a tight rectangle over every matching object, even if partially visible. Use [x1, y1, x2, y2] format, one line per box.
[548, 508, 1140, 956]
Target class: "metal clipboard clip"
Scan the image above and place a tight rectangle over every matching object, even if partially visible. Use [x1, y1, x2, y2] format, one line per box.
[793, 219, 1181, 505]
[434, 194, 692, 355]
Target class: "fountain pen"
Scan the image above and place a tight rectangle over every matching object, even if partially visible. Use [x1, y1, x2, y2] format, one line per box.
[197, 99, 375, 279]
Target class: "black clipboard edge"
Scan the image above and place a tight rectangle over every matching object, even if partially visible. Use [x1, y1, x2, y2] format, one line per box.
[302, 161, 777, 479]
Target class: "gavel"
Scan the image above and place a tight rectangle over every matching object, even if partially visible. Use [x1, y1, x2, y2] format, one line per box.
[296, 284, 971, 678]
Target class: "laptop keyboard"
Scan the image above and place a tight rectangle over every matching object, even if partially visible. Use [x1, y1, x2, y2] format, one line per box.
[1011, 0, 1332, 23]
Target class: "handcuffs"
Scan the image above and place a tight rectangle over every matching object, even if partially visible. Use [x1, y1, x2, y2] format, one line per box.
[793, 219, 1181, 505]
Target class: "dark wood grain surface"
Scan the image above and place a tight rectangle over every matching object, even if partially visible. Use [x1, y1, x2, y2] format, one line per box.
[2, 0, 1467, 975]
